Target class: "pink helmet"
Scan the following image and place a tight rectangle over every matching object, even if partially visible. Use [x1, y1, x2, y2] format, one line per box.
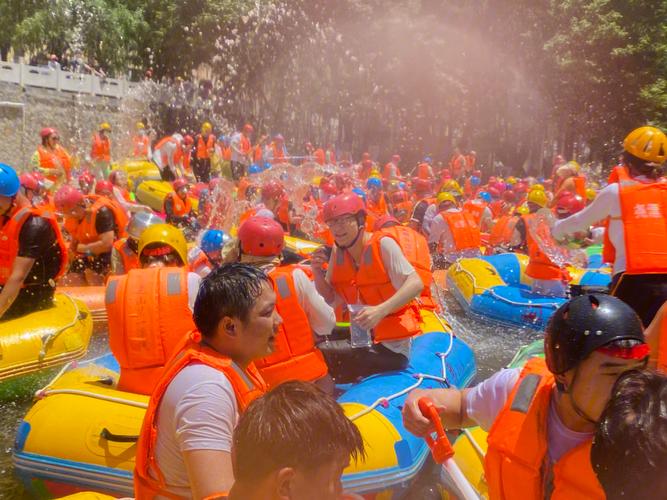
[19, 173, 41, 192]
[55, 185, 84, 211]
[95, 180, 114, 195]
[172, 178, 189, 192]
[40, 127, 58, 139]
[322, 193, 366, 222]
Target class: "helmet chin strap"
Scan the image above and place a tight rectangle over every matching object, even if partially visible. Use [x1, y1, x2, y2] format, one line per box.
[561, 365, 599, 425]
[335, 223, 364, 251]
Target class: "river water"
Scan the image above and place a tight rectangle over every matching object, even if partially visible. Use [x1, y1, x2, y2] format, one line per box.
[0, 291, 541, 499]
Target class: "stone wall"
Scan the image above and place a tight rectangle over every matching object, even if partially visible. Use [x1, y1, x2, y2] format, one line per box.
[0, 81, 151, 171]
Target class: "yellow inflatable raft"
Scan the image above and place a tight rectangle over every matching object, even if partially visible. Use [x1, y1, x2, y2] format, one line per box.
[58, 286, 107, 323]
[135, 179, 200, 213]
[0, 293, 93, 399]
[111, 160, 160, 189]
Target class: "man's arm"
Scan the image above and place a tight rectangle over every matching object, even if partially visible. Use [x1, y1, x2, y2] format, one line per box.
[183, 449, 234, 500]
[0, 257, 35, 318]
[77, 231, 114, 255]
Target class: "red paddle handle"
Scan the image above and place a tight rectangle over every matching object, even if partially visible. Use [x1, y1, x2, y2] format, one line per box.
[418, 397, 455, 464]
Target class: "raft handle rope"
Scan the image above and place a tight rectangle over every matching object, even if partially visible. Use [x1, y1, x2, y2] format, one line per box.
[33, 387, 149, 409]
[39, 294, 82, 361]
[100, 427, 139, 443]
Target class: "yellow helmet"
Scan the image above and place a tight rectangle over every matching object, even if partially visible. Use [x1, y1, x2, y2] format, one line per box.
[442, 179, 462, 193]
[623, 126, 667, 164]
[201, 121, 212, 133]
[506, 176, 517, 185]
[436, 191, 457, 205]
[566, 160, 580, 173]
[515, 203, 530, 215]
[136, 121, 145, 130]
[311, 176, 322, 187]
[585, 188, 597, 201]
[138, 223, 188, 266]
[531, 183, 545, 192]
[100, 122, 111, 131]
[369, 171, 381, 179]
[527, 188, 548, 208]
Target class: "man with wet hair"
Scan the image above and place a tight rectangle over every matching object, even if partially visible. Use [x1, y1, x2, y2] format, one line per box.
[591, 369, 667, 500]
[227, 381, 365, 500]
[134, 263, 279, 499]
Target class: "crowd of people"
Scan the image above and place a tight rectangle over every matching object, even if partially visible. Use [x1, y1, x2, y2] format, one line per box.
[0, 118, 666, 499]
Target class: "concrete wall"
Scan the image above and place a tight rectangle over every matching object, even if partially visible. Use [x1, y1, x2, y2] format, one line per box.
[0, 81, 152, 171]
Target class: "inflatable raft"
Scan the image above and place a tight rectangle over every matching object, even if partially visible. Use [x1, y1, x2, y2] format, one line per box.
[58, 286, 107, 324]
[135, 179, 200, 213]
[111, 160, 160, 190]
[447, 252, 611, 330]
[14, 311, 476, 498]
[0, 293, 93, 400]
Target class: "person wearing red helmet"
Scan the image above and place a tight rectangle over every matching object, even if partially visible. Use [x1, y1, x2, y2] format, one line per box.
[236, 216, 335, 392]
[95, 179, 115, 197]
[357, 152, 375, 181]
[108, 170, 151, 215]
[19, 173, 46, 207]
[78, 170, 95, 195]
[429, 192, 482, 267]
[0, 163, 68, 321]
[30, 127, 72, 187]
[310, 192, 425, 381]
[230, 123, 254, 180]
[56, 184, 128, 285]
[152, 133, 190, 181]
[409, 178, 437, 235]
[258, 180, 295, 233]
[163, 178, 198, 236]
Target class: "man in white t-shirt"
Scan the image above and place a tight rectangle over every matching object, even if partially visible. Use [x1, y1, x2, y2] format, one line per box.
[134, 264, 279, 499]
[402, 294, 649, 499]
[311, 193, 424, 382]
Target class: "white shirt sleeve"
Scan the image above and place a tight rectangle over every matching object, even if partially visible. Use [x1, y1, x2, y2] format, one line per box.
[187, 272, 202, 312]
[428, 213, 446, 245]
[423, 204, 437, 235]
[553, 183, 619, 239]
[379, 236, 417, 289]
[293, 268, 336, 336]
[464, 368, 521, 431]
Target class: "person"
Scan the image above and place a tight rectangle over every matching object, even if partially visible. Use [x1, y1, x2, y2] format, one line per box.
[31, 127, 72, 187]
[56, 185, 127, 285]
[152, 133, 193, 181]
[108, 170, 151, 215]
[645, 300, 667, 372]
[131, 121, 151, 159]
[553, 126, 667, 325]
[193, 122, 216, 183]
[78, 170, 95, 195]
[416, 159, 434, 181]
[237, 216, 335, 392]
[403, 294, 649, 500]
[90, 122, 112, 179]
[427, 192, 481, 267]
[448, 147, 466, 180]
[258, 180, 293, 232]
[462, 191, 493, 233]
[552, 161, 586, 206]
[230, 124, 254, 181]
[228, 381, 365, 500]
[382, 154, 401, 183]
[408, 178, 436, 235]
[0, 164, 67, 321]
[163, 178, 198, 236]
[311, 193, 424, 382]
[110, 211, 162, 275]
[134, 264, 276, 498]
[267, 134, 287, 165]
[357, 152, 374, 181]
[107, 223, 200, 395]
[47, 54, 60, 71]
[189, 229, 228, 277]
[365, 177, 389, 217]
[465, 150, 477, 176]
[18, 173, 47, 208]
[591, 369, 667, 500]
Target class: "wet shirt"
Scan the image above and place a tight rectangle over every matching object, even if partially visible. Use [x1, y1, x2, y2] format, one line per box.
[95, 206, 116, 235]
[17, 215, 62, 285]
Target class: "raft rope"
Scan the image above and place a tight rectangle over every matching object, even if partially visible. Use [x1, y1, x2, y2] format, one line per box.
[34, 385, 149, 409]
[38, 294, 82, 361]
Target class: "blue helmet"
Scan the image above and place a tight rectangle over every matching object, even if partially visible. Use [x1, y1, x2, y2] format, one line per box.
[366, 177, 382, 190]
[424, 156, 433, 164]
[470, 175, 481, 187]
[201, 229, 228, 254]
[398, 181, 407, 190]
[218, 134, 228, 144]
[352, 187, 366, 203]
[248, 164, 262, 175]
[0, 163, 20, 197]
[262, 161, 272, 171]
[478, 191, 492, 203]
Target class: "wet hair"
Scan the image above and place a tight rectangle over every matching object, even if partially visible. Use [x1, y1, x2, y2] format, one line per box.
[623, 151, 664, 180]
[193, 263, 269, 337]
[232, 381, 365, 483]
[591, 370, 667, 500]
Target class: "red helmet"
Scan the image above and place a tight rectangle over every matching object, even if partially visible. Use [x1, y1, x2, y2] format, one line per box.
[261, 180, 285, 202]
[441, 168, 451, 179]
[319, 177, 338, 195]
[332, 172, 351, 191]
[373, 214, 400, 231]
[487, 187, 500, 199]
[40, 127, 57, 139]
[172, 178, 189, 192]
[95, 180, 114, 195]
[391, 190, 409, 204]
[514, 181, 528, 194]
[493, 181, 506, 193]
[502, 190, 516, 203]
[183, 135, 194, 146]
[322, 193, 366, 222]
[55, 185, 84, 211]
[362, 152, 371, 161]
[243, 123, 254, 134]
[19, 173, 40, 192]
[78, 170, 94, 187]
[413, 178, 432, 193]
[557, 192, 585, 216]
[238, 216, 284, 257]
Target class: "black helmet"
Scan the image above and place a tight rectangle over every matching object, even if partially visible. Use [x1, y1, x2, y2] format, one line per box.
[545, 294, 645, 374]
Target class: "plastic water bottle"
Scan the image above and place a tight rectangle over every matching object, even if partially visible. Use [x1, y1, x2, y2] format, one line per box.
[348, 304, 372, 348]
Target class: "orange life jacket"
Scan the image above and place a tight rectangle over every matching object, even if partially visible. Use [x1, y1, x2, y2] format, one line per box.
[489, 215, 519, 248]
[239, 206, 260, 226]
[607, 164, 630, 184]
[271, 142, 286, 164]
[91, 133, 111, 162]
[0, 203, 67, 285]
[465, 154, 476, 173]
[382, 162, 399, 180]
[132, 135, 150, 158]
[367, 193, 389, 217]
[485, 358, 605, 500]
[37, 145, 72, 181]
[254, 266, 328, 387]
[489, 200, 504, 218]
[617, 180, 667, 275]
[275, 198, 290, 228]
[523, 213, 563, 280]
[112, 238, 139, 274]
[449, 154, 466, 177]
[154, 136, 183, 168]
[440, 211, 481, 251]
[190, 251, 213, 277]
[463, 200, 487, 225]
[658, 306, 667, 374]
[417, 163, 432, 180]
[253, 145, 262, 163]
[573, 176, 586, 198]
[106, 267, 196, 395]
[314, 148, 326, 166]
[66, 194, 128, 245]
[240, 134, 251, 155]
[329, 232, 423, 342]
[222, 146, 231, 161]
[196, 134, 215, 160]
[134, 331, 267, 499]
[164, 192, 192, 217]
[380, 225, 436, 310]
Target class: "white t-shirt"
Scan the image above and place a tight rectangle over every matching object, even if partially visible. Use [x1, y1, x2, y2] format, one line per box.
[326, 236, 417, 356]
[152, 134, 181, 171]
[423, 203, 438, 236]
[428, 208, 480, 260]
[230, 132, 248, 164]
[465, 368, 594, 464]
[292, 267, 336, 336]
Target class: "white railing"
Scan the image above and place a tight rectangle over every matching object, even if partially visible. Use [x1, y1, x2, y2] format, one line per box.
[0, 61, 137, 98]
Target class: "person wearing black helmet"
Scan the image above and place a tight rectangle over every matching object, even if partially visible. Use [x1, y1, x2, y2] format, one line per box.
[402, 294, 649, 499]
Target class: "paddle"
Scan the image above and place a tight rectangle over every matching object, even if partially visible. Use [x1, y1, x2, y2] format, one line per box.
[418, 397, 480, 500]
